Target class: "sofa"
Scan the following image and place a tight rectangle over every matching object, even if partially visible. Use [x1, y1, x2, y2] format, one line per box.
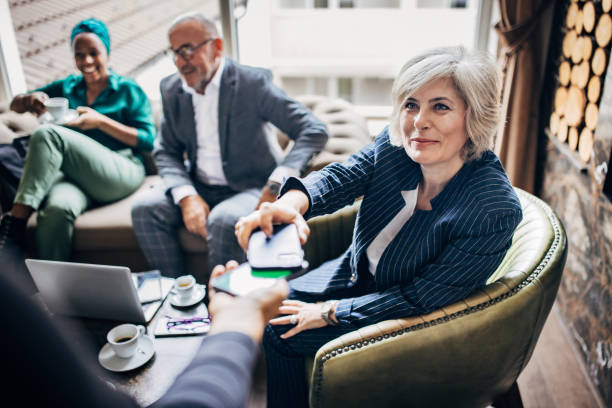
[0, 96, 371, 282]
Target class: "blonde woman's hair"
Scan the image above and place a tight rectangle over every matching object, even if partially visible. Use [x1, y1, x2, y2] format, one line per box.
[389, 46, 501, 162]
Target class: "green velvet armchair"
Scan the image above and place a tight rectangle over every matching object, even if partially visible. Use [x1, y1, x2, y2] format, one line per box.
[302, 188, 567, 408]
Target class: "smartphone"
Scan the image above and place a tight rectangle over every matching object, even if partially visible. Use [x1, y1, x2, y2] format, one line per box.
[247, 224, 304, 272]
[212, 261, 309, 296]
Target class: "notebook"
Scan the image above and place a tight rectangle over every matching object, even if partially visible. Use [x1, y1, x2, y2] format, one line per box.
[25, 259, 174, 324]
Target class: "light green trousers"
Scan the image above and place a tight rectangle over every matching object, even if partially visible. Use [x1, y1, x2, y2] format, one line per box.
[14, 124, 145, 260]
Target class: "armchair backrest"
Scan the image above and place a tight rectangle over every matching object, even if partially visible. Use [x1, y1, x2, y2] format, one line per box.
[306, 188, 568, 408]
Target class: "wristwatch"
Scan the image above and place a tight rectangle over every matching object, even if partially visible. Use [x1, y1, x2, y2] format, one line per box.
[320, 300, 337, 326]
[265, 180, 281, 196]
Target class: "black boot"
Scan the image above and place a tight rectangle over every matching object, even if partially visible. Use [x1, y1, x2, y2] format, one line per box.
[0, 213, 27, 250]
[0, 214, 36, 295]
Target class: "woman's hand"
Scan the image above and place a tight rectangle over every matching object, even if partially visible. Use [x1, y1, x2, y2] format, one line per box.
[208, 261, 289, 343]
[234, 190, 310, 251]
[9, 92, 48, 116]
[64, 106, 106, 130]
[270, 300, 335, 339]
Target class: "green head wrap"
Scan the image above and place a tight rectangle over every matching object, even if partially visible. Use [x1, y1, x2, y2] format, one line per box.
[70, 18, 110, 54]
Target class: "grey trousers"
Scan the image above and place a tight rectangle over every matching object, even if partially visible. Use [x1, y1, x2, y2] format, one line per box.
[131, 181, 259, 278]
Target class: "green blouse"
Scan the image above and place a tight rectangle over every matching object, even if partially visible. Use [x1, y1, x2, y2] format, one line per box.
[35, 71, 156, 153]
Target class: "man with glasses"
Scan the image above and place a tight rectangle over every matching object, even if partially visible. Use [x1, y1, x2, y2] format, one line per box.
[131, 12, 328, 277]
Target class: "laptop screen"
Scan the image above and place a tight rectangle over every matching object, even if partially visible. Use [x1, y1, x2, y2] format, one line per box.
[25, 259, 172, 324]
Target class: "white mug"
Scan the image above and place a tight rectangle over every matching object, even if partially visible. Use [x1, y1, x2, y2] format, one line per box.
[107, 323, 146, 358]
[174, 274, 196, 299]
[44, 97, 68, 121]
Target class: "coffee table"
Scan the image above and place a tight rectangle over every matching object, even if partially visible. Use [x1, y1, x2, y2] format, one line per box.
[68, 297, 208, 406]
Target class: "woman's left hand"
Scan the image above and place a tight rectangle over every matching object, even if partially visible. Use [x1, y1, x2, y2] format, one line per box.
[64, 106, 106, 130]
[270, 300, 329, 339]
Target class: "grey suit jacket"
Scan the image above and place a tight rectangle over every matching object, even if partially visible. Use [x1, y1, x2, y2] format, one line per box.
[154, 58, 329, 192]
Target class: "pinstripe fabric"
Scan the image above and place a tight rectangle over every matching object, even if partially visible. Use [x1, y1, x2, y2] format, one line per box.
[265, 128, 522, 408]
[285, 127, 523, 326]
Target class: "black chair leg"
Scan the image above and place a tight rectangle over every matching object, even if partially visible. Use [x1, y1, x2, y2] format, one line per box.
[492, 382, 524, 408]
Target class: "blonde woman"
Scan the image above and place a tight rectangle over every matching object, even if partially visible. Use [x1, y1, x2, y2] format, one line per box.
[233, 46, 523, 408]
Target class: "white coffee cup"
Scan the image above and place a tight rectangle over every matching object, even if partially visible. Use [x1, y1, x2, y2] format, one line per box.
[174, 274, 196, 299]
[44, 97, 68, 122]
[107, 323, 146, 358]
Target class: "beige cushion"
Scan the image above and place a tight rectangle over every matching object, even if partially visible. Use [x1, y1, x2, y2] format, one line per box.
[278, 95, 371, 171]
[27, 176, 162, 251]
[26, 175, 208, 254]
[0, 110, 40, 144]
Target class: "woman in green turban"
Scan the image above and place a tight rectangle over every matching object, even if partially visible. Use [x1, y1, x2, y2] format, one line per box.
[1, 18, 156, 261]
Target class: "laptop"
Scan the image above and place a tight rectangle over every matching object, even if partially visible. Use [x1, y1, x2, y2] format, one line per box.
[25, 259, 174, 324]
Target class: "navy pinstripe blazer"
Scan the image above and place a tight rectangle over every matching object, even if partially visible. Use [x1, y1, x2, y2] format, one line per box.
[284, 128, 523, 327]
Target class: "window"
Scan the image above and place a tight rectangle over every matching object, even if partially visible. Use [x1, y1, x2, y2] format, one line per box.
[239, 0, 492, 137]
[5, 0, 222, 97]
[340, 0, 400, 8]
[337, 77, 353, 102]
[281, 77, 308, 96]
[279, 0, 308, 8]
[417, 0, 468, 8]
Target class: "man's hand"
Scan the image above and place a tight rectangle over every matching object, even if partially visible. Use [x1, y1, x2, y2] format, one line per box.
[255, 186, 278, 210]
[208, 261, 289, 343]
[179, 194, 210, 239]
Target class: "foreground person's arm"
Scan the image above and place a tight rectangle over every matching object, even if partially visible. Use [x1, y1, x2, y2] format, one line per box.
[0, 270, 139, 408]
[151, 263, 288, 408]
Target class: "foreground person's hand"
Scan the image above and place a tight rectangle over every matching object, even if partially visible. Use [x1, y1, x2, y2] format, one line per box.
[208, 261, 289, 343]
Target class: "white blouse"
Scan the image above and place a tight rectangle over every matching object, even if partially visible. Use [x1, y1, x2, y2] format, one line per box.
[366, 189, 418, 275]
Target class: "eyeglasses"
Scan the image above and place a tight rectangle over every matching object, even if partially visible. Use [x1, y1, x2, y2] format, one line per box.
[166, 38, 216, 61]
[165, 316, 210, 332]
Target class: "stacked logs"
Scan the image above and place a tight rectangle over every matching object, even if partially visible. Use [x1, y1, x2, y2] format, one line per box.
[549, 0, 612, 163]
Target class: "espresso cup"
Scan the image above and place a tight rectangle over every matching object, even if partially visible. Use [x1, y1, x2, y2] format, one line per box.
[44, 97, 68, 122]
[174, 274, 196, 299]
[107, 323, 146, 358]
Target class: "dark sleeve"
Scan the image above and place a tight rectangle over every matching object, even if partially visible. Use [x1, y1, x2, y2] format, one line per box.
[153, 82, 193, 191]
[334, 209, 523, 325]
[256, 72, 329, 174]
[279, 138, 377, 219]
[151, 332, 258, 408]
[0, 273, 138, 408]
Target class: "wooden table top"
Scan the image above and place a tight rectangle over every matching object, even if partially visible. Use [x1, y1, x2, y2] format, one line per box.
[65, 297, 209, 406]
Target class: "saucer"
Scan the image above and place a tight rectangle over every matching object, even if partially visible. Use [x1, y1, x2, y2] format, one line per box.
[98, 335, 155, 372]
[39, 109, 79, 125]
[169, 284, 206, 308]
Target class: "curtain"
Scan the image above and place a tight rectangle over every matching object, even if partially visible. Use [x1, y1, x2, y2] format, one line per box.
[495, 0, 554, 193]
